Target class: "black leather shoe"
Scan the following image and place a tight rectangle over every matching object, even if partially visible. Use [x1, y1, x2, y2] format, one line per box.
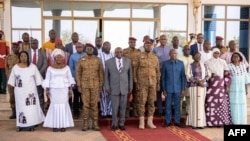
[53, 128, 59, 132]
[111, 125, 118, 131]
[163, 122, 171, 127]
[119, 126, 126, 131]
[174, 123, 185, 128]
[61, 128, 66, 132]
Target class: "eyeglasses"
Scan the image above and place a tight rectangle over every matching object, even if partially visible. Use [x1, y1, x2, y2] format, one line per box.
[213, 52, 220, 54]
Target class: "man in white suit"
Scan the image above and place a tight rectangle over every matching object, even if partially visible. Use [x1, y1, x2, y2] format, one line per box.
[104, 47, 133, 131]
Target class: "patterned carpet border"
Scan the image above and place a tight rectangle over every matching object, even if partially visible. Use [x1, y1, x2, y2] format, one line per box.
[100, 124, 210, 141]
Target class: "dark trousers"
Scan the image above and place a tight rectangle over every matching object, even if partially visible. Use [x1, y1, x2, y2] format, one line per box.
[37, 85, 45, 111]
[73, 88, 82, 115]
[156, 80, 164, 114]
[0, 68, 6, 93]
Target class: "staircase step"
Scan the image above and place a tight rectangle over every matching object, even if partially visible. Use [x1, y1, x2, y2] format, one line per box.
[0, 108, 12, 120]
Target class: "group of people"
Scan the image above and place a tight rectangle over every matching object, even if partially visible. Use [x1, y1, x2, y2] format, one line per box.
[0, 29, 249, 132]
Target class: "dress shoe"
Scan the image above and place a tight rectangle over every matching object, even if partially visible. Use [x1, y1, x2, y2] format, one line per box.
[111, 125, 118, 131]
[61, 128, 66, 132]
[53, 128, 59, 132]
[174, 123, 185, 128]
[119, 126, 126, 131]
[163, 122, 171, 127]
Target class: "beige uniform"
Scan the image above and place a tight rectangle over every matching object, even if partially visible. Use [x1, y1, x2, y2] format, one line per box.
[123, 47, 141, 116]
[76, 55, 104, 123]
[134, 52, 160, 116]
[5, 54, 19, 108]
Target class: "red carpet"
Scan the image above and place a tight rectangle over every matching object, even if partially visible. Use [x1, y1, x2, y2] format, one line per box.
[100, 119, 210, 141]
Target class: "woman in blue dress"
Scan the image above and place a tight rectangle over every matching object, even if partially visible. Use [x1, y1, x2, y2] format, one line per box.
[228, 52, 250, 124]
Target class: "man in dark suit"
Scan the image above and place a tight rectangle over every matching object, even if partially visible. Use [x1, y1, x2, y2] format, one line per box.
[190, 33, 204, 56]
[28, 38, 48, 112]
[104, 47, 133, 131]
[65, 32, 79, 56]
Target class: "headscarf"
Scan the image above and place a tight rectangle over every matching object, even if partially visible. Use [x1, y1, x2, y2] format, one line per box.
[51, 48, 65, 59]
[205, 48, 228, 77]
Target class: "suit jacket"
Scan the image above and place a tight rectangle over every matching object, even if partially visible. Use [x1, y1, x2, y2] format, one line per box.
[28, 48, 48, 78]
[190, 43, 198, 56]
[104, 57, 133, 95]
[65, 42, 74, 55]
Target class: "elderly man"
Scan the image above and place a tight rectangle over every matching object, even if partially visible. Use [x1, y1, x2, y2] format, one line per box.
[134, 40, 160, 129]
[162, 49, 185, 128]
[104, 47, 133, 131]
[76, 43, 104, 131]
[5, 42, 20, 119]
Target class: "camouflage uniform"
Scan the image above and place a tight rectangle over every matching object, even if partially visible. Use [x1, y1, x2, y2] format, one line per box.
[134, 52, 160, 117]
[123, 47, 141, 117]
[76, 55, 104, 130]
[5, 53, 19, 108]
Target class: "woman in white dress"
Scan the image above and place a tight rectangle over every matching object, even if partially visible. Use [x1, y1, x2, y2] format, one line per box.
[42, 49, 75, 132]
[8, 51, 44, 131]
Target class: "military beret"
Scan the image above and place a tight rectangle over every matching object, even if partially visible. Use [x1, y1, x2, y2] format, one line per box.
[85, 43, 94, 48]
[216, 36, 224, 40]
[144, 39, 153, 44]
[0, 30, 4, 35]
[12, 42, 19, 46]
[17, 41, 23, 44]
[129, 37, 137, 41]
[55, 39, 62, 44]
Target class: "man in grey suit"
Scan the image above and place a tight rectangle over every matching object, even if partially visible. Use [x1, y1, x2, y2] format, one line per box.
[28, 38, 48, 112]
[104, 47, 133, 131]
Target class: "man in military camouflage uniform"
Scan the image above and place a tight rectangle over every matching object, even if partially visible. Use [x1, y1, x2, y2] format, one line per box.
[212, 36, 228, 56]
[76, 43, 104, 131]
[5, 42, 20, 119]
[123, 37, 141, 118]
[134, 40, 160, 129]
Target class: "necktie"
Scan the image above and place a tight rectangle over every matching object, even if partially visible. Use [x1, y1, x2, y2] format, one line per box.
[32, 49, 37, 65]
[118, 59, 122, 72]
[199, 44, 202, 51]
